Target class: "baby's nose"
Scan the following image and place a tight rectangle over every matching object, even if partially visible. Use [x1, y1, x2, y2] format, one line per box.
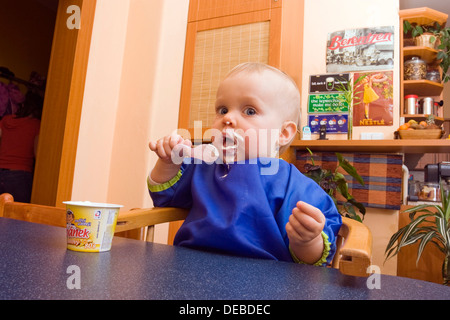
[223, 114, 236, 127]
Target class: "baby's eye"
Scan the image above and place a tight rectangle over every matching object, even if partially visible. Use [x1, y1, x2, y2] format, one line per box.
[244, 107, 256, 116]
[216, 106, 228, 115]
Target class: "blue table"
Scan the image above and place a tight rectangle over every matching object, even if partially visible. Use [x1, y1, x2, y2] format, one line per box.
[0, 217, 449, 301]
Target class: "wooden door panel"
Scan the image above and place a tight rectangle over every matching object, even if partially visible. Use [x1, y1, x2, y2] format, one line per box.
[188, 0, 276, 22]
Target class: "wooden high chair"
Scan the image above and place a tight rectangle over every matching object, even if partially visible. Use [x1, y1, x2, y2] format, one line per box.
[0, 193, 372, 277]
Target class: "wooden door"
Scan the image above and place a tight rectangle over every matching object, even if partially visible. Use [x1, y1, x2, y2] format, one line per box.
[31, 0, 96, 206]
[178, 0, 303, 139]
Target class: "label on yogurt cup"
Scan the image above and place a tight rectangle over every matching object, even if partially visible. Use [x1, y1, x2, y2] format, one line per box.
[64, 201, 123, 252]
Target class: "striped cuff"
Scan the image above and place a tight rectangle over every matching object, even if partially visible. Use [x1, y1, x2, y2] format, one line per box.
[289, 231, 331, 266]
[147, 169, 183, 193]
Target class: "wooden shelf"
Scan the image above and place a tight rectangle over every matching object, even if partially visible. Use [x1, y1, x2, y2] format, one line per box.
[404, 80, 443, 96]
[401, 114, 444, 124]
[400, 8, 447, 123]
[290, 139, 450, 154]
[403, 46, 438, 63]
[399, 7, 448, 26]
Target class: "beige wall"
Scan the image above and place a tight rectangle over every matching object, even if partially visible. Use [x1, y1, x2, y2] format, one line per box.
[72, 0, 400, 272]
[302, 0, 400, 275]
[71, 0, 130, 204]
[71, 0, 189, 242]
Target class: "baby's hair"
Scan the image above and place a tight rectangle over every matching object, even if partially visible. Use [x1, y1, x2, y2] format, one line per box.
[226, 62, 297, 90]
[225, 62, 301, 127]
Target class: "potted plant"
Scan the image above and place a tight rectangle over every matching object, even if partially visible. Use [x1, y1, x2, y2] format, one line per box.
[403, 20, 450, 83]
[403, 20, 441, 48]
[385, 181, 450, 286]
[303, 148, 366, 222]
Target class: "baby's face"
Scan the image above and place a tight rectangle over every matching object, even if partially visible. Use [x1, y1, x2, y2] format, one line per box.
[211, 71, 288, 162]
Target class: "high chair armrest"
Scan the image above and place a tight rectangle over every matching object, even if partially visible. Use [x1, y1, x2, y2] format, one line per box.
[115, 207, 188, 233]
[337, 216, 373, 277]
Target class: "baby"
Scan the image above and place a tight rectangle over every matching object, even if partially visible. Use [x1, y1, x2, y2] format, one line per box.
[148, 63, 341, 265]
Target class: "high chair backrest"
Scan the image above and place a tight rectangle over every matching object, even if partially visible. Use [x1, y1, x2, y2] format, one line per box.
[0, 193, 372, 277]
[0, 193, 66, 227]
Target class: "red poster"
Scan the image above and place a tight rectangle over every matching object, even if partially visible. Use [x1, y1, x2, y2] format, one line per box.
[353, 71, 393, 126]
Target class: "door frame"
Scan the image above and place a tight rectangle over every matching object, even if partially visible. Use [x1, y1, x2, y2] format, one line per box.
[31, 0, 96, 206]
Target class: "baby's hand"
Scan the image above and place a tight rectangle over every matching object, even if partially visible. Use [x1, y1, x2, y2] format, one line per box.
[149, 134, 192, 165]
[286, 201, 325, 245]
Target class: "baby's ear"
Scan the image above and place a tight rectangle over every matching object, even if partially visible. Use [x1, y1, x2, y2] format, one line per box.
[279, 121, 297, 148]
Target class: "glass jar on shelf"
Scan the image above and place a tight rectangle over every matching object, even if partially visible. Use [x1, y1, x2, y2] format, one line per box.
[418, 182, 440, 202]
[426, 69, 441, 83]
[404, 56, 427, 80]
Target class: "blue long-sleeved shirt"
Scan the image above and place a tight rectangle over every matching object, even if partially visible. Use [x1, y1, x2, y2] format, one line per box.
[149, 158, 342, 265]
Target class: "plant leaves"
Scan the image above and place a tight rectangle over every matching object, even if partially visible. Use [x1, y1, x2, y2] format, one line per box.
[440, 180, 450, 222]
[435, 215, 448, 249]
[386, 178, 450, 266]
[403, 204, 438, 215]
[416, 25, 424, 35]
[385, 225, 408, 257]
[417, 231, 438, 265]
[306, 148, 315, 166]
[402, 231, 425, 247]
[336, 153, 365, 186]
[397, 215, 433, 251]
[335, 181, 350, 200]
[347, 197, 366, 215]
[302, 150, 366, 222]
[403, 20, 412, 33]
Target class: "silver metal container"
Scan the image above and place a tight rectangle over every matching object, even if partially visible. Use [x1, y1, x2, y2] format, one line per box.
[422, 97, 434, 114]
[404, 94, 418, 114]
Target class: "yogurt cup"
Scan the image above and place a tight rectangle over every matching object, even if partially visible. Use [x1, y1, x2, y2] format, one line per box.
[63, 201, 123, 252]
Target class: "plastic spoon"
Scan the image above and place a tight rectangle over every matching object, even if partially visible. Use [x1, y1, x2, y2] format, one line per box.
[171, 143, 219, 164]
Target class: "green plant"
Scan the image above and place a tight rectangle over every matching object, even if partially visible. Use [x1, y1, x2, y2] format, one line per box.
[435, 28, 450, 83]
[385, 181, 450, 286]
[403, 20, 441, 38]
[335, 75, 364, 140]
[303, 148, 366, 222]
[403, 20, 450, 83]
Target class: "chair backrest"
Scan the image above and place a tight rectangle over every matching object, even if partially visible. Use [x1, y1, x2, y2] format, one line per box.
[0, 193, 66, 227]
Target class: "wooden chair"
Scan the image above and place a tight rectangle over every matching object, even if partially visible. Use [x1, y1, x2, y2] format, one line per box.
[0, 193, 372, 277]
[0, 193, 67, 227]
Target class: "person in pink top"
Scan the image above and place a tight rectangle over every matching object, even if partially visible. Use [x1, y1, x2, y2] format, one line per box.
[0, 91, 43, 202]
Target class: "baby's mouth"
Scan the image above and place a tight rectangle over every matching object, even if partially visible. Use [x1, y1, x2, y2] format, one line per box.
[222, 133, 237, 150]
[217, 130, 244, 162]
